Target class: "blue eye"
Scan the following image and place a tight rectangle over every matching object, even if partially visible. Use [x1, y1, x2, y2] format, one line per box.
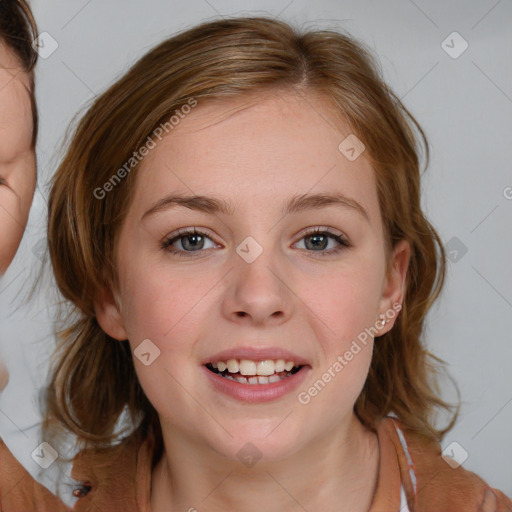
[295, 228, 351, 256]
[161, 228, 216, 257]
[161, 227, 351, 258]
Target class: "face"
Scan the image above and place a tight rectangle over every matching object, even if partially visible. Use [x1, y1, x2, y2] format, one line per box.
[96, 89, 409, 463]
[0, 42, 36, 275]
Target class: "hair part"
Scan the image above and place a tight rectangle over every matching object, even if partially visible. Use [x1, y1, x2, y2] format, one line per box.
[46, 16, 459, 456]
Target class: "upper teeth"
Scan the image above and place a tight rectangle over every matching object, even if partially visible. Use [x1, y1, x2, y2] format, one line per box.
[211, 359, 296, 376]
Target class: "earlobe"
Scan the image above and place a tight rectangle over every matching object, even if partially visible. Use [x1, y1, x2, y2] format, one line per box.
[93, 286, 128, 341]
[377, 239, 410, 334]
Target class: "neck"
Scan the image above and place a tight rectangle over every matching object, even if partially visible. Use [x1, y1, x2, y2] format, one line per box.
[151, 414, 380, 512]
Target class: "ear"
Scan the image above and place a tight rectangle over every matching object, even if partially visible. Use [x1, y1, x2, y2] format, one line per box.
[94, 285, 128, 341]
[377, 239, 410, 336]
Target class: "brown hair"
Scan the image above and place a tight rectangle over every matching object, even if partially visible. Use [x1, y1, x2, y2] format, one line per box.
[0, 0, 39, 147]
[45, 16, 459, 455]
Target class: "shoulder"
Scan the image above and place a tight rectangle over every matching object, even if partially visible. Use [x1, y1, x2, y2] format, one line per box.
[69, 432, 152, 509]
[0, 432, 153, 511]
[382, 417, 512, 512]
[0, 437, 70, 511]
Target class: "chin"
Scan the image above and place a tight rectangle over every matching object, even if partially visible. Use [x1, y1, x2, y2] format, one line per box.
[206, 420, 307, 465]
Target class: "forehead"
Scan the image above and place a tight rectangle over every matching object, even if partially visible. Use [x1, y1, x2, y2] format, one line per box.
[131, 90, 380, 224]
[0, 38, 32, 93]
[0, 42, 33, 158]
[0, 39, 29, 74]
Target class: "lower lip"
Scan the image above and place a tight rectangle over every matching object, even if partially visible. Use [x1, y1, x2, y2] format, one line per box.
[201, 365, 311, 403]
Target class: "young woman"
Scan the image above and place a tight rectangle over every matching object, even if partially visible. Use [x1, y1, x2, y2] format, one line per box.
[0, 16, 510, 512]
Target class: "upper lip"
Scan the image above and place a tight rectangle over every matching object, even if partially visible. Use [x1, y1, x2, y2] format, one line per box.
[202, 347, 310, 366]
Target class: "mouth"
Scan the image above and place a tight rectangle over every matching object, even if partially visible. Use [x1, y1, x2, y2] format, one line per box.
[205, 358, 303, 385]
[203, 356, 310, 403]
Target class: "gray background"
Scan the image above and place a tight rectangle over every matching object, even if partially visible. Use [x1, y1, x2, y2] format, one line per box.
[1, 0, 511, 495]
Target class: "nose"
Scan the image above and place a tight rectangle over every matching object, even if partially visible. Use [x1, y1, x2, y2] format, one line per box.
[222, 246, 292, 326]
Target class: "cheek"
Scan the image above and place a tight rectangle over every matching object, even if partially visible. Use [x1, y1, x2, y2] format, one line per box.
[301, 276, 378, 413]
[119, 260, 216, 359]
[299, 252, 384, 403]
[306, 258, 385, 343]
[120, 269, 208, 415]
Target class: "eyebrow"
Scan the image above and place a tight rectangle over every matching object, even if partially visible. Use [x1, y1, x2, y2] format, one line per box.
[142, 192, 369, 222]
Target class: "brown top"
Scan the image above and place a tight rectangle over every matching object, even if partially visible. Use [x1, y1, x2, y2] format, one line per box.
[0, 416, 510, 511]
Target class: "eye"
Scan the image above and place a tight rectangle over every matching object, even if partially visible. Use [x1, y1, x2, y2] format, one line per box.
[161, 228, 218, 257]
[294, 228, 351, 256]
[161, 226, 351, 258]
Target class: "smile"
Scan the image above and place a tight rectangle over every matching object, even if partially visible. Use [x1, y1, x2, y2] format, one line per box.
[206, 358, 302, 385]
[202, 357, 310, 403]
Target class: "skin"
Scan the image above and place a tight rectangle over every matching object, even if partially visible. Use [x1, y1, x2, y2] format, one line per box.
[0, 42, 36, 275]
[0, 42, 36, 392]
[95, 89, 410, 512]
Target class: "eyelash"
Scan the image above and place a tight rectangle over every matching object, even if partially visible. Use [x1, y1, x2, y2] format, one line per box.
[161, 227, 351, 258]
